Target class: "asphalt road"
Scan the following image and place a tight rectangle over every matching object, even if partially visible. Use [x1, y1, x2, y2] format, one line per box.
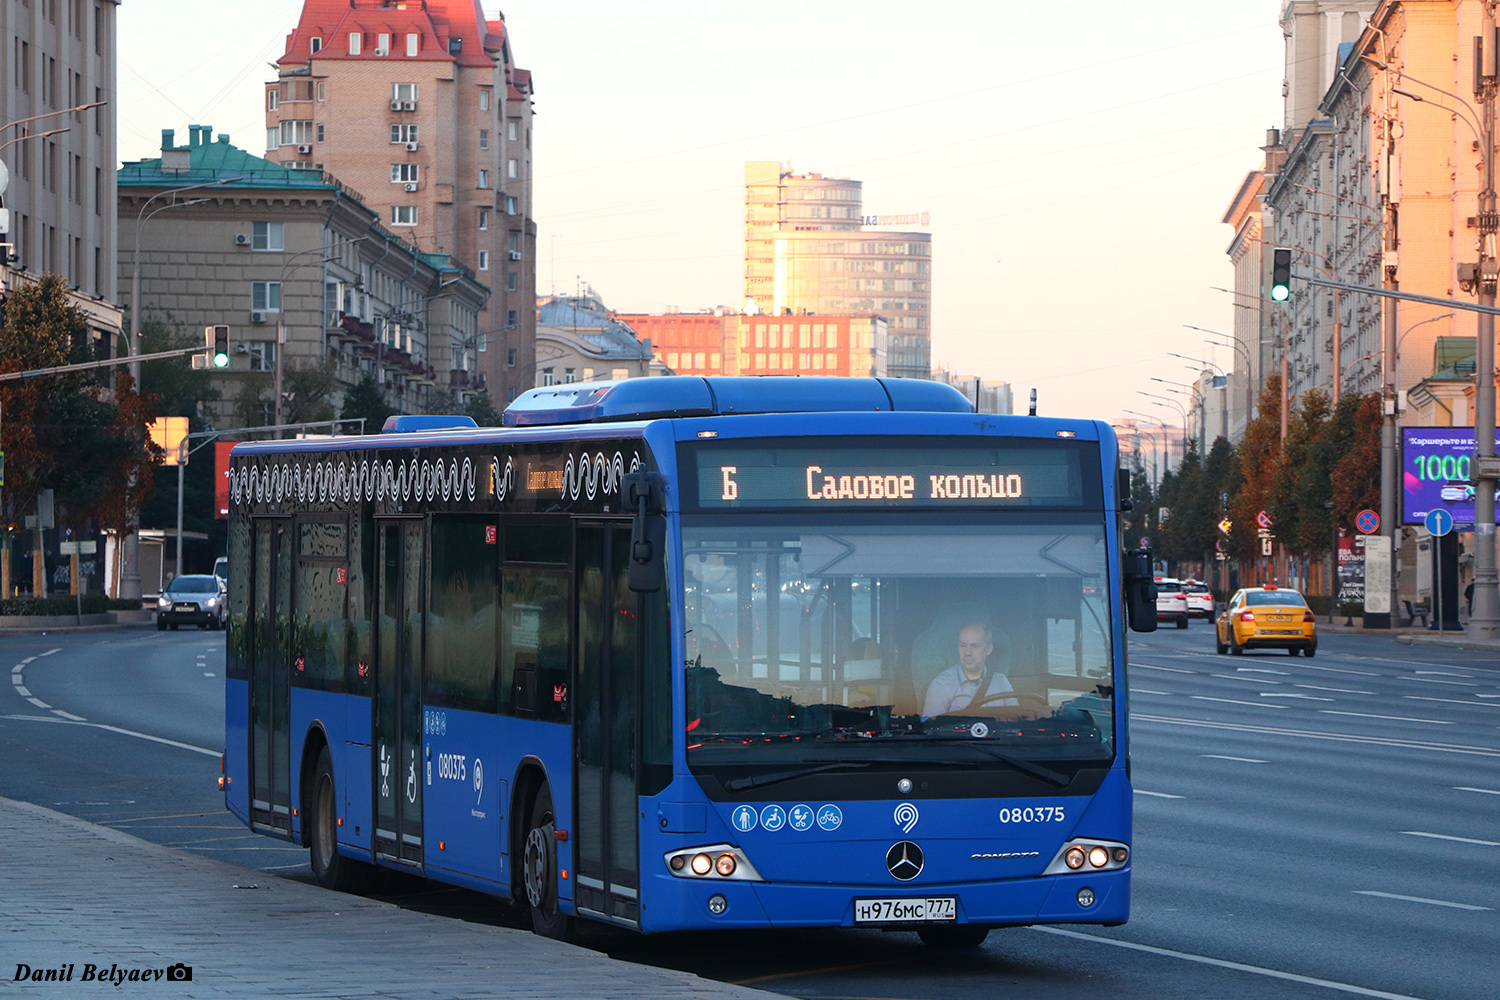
[2, 623, 1496, 1000]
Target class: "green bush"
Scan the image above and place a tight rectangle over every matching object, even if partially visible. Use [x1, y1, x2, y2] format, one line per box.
[0, 595, 144, 616]
[1306, 594, 1333, 617]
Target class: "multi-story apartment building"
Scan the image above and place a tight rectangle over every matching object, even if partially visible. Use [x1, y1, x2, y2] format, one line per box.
[0, 0, 122, 345]
[618, 309, 891, 379]
[535, 293, 658, 386]
[119, 126, 487, 427]
[264, 0, 535, 405]
[743, 162, 931, 378]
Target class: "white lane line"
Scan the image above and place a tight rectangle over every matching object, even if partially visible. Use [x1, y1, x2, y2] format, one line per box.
[10, 675, 24, 686]
[1401, 831, 1500, 847]
[1261, 692, 1335, 701]
[25, 697, 50, 709]
[1200, 754, 1268, 763]
[1130, 688, 1170, 695]
[1134, 790, 1184, 799]
[11, 663, 26, 673]
[0, 713, 218, 756]
[1299, 664, 1380, 676]
[1297, 684, 1375, 695]
[1211, 674, 1284, 685]
[14, 685, 31, 697]
[1455, 786, 1500, 795]
[1404, 695, 1500, 709]
[1353, 890, 1492, 912]
[1406, 677, 1481, 687]
[1190, 695, 1287, 709]
[1476, 694, 1500, 699]
[203, 672, 216, 678]
[1031, 926, 1432, 1000]
[1320, 710, 1452, 725]
[1133, 663, 1196, 673]
[1415, 670, 1474, 678]
[50, 709, 85, 721]
[1133, 713, 1500, 757]
[38, 648, 59, 657]
[1236, 667, 1289, 675]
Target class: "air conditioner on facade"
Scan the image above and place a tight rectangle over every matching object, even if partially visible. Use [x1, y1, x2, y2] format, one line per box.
[250, 311, 267, 324]
[390, 100, 403, 111]
[508, 251, 522, 260]
[234, 344, 250, 355]
[374, 47, 388, 56]
[234, 233, 251, 246]
[404, 182, 418, 192]
[402, 100, 416, 111]
[297, 144, 312, 154]
[405, 141, 418, 152]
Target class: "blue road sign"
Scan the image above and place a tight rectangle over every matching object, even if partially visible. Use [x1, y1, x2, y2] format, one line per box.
[1425, 507, 1454, 537]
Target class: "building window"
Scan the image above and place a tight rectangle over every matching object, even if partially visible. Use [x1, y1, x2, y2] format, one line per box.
[279, 120, 314, 145]
[348, 32, 361, 55]
[478, 208, 489, 231]
[477, 169, 489, 189]
[477, 251, 489, 271]
[251, 281, 282, 313]
[377, 32, 390, 55]
[506, 310, 517, 328]
[506, 272, 517, 292]
[249, 343, 275, 372]
[506, 231, 519, 253]
[252, 221, 284, 251]
[391, 163, 419, 183]
[507, 386, 518, 402]
[266, 88, 278, 111]
[507, 349, 516, 368]
[310, 36, 322, 53]
[612, 368, 629, 381]
[391, 206, 418, 227]
[479, 89, 490, 111]
[507, 158, 518, 179]
[505, 195, 518, 215]
[583, 367, 595, 381]
[479, 129, 488, 150]
[266, 127, 279, 150]
[391, 123, 417, 143]
[392, 82, 418, 102]
[542, 367, 555, 387]
[508, 121, 518, 141]
[405, 32, 419, 57]
[316, 123, 325, 142]
[317, 81, 325, 101]
[564, 368, 576, 383]
[448, 37, 462, 55]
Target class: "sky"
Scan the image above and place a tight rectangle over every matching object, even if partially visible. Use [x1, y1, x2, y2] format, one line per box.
[117, 1, 1285, 422]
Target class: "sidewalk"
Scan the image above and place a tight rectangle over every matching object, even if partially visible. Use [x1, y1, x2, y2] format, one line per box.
[1317, 620, 1500, 655]
[0, 797, 778, 999]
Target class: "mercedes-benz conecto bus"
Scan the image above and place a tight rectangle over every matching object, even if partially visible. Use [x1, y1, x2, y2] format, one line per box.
[222, 376, 1156, 947]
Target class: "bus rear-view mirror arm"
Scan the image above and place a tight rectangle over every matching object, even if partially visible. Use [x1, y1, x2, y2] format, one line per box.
[625, 471, 667, 593]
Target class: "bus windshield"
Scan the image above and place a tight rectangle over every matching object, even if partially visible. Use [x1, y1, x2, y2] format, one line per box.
[681, 518, 1116, 785]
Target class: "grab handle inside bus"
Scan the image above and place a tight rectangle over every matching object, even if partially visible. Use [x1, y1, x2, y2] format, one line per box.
[624, 471, 666, 593]
[1124, 548, 1157, 633]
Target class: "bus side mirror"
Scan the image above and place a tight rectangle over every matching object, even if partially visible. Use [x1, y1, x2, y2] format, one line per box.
[624, 471, 666, 593]
[1124, 548, 1157, 633]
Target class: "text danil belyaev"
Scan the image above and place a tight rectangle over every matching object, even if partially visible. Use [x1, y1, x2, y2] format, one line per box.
[14, 963, 193, 984]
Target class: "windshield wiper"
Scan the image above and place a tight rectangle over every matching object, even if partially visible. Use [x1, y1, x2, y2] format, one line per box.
[898, 738, 1072, 787]
[722, 762, 870, 792]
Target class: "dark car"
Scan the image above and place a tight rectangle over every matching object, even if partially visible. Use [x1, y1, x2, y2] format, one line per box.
[157, 574, 227, 631]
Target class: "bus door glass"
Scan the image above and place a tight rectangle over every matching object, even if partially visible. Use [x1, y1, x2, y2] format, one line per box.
[574, 523, 641, 925]
[374, 519, 425, 866]
[249, 518, 292, 836]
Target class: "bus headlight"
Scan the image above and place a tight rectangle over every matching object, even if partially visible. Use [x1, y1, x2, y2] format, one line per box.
[1045, 838, 1129, 876]
[663, 844, 763, 881]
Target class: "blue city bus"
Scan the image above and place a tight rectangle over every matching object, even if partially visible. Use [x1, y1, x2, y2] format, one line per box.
[222, 376, 1156, 947]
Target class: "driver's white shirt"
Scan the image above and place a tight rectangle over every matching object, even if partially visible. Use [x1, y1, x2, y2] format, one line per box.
[922, 665, 1016, 718]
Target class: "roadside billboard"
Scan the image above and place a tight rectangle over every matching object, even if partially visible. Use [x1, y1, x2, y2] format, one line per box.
[1401, 426, 1500, 525]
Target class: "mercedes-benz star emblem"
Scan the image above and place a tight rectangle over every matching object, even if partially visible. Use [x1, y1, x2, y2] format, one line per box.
[886, 841, 924, 881]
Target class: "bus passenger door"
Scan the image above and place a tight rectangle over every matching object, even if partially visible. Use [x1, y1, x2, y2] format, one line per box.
[249, 518, 293, 837]
[373, 518, 425, 868]
[574, 524, 641, 926]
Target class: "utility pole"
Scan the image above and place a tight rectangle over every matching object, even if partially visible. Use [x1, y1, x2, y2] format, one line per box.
[1472, 6, 1500, 640]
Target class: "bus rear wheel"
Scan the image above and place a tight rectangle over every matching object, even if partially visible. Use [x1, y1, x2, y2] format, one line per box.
[522, 783, 574, 941]
[309, 746, 373, 893]
[918, 925, 990, 948]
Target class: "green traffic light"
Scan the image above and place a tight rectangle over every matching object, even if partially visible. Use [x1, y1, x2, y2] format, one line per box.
[1270, 285, 1290, 302]
[213, 353, 230, 368]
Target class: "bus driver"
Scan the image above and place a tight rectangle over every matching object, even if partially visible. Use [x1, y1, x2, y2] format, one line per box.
[922, 622, 1018, 718]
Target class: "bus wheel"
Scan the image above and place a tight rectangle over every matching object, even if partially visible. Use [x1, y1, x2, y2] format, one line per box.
[523, 784, 575, 941]
[918, 925, 990, 948]
[309, 746, 373, 893]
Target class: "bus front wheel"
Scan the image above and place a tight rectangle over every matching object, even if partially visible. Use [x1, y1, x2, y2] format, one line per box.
[523, 784, 574, 941]
[309, 746, 373, 893]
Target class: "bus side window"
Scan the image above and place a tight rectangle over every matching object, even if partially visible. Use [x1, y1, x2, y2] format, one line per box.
[501, 565, 570, 721]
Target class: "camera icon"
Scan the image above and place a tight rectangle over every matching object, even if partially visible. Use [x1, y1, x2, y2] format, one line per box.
[165, 964, 193, 982]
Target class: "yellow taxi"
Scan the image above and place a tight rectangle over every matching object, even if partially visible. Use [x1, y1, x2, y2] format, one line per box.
[1215, 585, 1317, 657]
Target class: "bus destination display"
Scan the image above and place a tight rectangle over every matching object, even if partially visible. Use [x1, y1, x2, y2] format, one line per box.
[692, 444, 1087, 509]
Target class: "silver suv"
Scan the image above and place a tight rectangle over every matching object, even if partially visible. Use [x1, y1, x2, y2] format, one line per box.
[1155, 577, 1189, 629]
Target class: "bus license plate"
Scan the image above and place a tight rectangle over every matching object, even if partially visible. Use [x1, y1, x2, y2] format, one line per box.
[853, 897, 957, 924]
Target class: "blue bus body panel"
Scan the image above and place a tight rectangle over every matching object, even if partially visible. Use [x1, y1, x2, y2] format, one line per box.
[338, 700, 373, 860]
[224, 679, 249, 823]
[289, 688, 352, 842]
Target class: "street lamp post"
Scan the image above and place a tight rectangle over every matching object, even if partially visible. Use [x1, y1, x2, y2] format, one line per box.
[1124, 409, 1170, 485]
[1140, 391, 1191, 455]
[1190, 324, 1257, 436]
[1472, 3, 1500, 640]
[1170, 354, 1229, 443]
[1150, 378, 1205, 453]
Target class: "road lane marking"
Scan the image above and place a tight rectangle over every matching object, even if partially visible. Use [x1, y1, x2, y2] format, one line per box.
[1353, 891, 1492, 911]
[1401, 831, 1500, 846]
[0, 713, 217, 756]
[1133, 713, 1500, 756]
[1299, 664, 1380, 676]
[1406, 677, 1481, 687]
[1236, 667, 1289, 675]
[1261, 692, 1335, 701]
[25, 697, 50, 709]
[1190, 695, 1287, 709]
[1031, 926, 1432, 999]
[1133, 663, 1196, 673]
[203, 672, 216, 678]
[1320, 710, 1452, 725]
[1297, 684, 1375, 694]
[1133, 790, 1184, 798]
[13, 684, 29, 697]
[1455, 786, 1500, 795]
[1212, 674, 1284, 684]
[1476, 694, 1500, 699]
[38, 648, 58, 656]
[1404, 695, 1500, 709]
[1200, 754, 1268, 763]
[1415, 670, 1473, 678]
[1130, 688, 1170, 695]
[50, 710, 85, 721]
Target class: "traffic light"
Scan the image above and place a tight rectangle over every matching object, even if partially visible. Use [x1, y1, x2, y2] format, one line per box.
[205, 325, 230, 368]
[1270, 247, 1292, 302]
